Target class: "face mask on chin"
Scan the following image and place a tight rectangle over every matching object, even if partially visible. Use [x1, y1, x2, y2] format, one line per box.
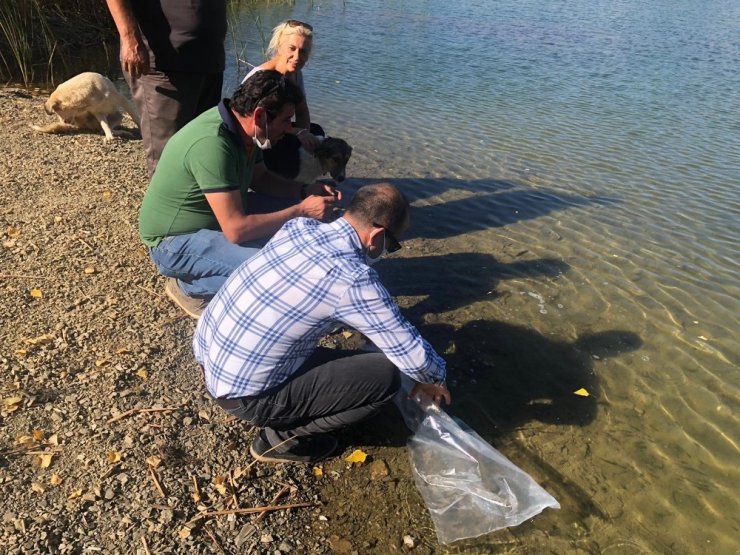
[364, 234, 387, 266]
[252, 114, 272, 150]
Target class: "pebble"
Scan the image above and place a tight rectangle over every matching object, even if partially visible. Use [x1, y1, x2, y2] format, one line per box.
[225, 524, 250, 547]
[369, 459, 390, 479]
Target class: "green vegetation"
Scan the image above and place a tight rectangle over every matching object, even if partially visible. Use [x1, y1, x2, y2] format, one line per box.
[0, 0, 116, 87]
[0, 0, 294, 89]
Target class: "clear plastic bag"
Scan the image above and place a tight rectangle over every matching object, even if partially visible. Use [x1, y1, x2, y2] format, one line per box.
[395, 386, 560, 544]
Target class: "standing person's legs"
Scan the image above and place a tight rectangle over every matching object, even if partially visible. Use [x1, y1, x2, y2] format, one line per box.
[125, 70, 223, 177]
[221, 349, 402, 462]
[149, 229, 263, 299]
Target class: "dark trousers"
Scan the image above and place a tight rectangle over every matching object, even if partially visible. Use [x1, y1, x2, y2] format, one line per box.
[124, 69, 223, 177]
[223, 348, 401, 445]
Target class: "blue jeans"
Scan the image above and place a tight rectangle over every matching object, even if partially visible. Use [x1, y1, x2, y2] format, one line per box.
[149, 193, 299, 298]
[150, 229, 264, 299]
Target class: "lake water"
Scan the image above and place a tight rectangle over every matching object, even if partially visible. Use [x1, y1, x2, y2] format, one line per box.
[222, 0, 739, 553]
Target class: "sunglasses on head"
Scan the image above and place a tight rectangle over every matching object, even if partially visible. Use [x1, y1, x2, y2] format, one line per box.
[373, 223, 402, 254]
[286, 19, 313, 31]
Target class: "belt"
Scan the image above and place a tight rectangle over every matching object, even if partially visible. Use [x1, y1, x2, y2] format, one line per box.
[215, 397, 243, 410]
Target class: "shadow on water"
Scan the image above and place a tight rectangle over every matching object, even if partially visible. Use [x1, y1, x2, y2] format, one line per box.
[345, 317, 641, 452]
[340, 177, 637, 453]
[339, 177, 620, 240]
[426, 321, 642, 433]
[375, 251, 569, 318]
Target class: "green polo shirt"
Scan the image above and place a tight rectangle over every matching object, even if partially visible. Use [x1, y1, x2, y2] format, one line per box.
[138, 101, 262, 247]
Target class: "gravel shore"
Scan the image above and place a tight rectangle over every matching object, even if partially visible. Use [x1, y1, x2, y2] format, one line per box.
[0, 88, 443, 554]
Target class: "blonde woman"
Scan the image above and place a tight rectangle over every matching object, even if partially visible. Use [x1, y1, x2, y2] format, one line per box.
[244, 20, 323, 154]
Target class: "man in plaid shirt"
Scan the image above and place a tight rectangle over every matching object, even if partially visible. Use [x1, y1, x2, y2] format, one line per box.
[194, 183, 452, 463]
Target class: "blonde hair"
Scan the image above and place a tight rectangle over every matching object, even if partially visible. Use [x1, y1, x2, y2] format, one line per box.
[267, 20, 314, 59]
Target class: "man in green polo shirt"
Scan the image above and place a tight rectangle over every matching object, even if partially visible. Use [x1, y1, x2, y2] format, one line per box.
[139, 70, 340, 318]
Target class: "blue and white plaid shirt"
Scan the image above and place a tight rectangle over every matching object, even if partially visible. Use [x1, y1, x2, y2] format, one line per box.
[194, 217, 446, 398]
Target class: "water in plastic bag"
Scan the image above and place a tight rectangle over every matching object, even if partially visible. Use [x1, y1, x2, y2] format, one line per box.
[396, 388, 560, 544]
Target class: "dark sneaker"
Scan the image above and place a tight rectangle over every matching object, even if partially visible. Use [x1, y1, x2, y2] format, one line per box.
[249, 430, 337, 464]
[164, 278, 208, 319]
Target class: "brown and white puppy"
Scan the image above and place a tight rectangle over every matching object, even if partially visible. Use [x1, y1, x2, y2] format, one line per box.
[31, 72, 140, 141]
[293, 137, 353, 184]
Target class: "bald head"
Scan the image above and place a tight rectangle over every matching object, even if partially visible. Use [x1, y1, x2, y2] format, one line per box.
[345, 183, 410, 236]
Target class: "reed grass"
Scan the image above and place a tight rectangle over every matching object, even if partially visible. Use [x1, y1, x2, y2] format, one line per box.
[0, 0, 114, 87]
[0, 0, 296, 88]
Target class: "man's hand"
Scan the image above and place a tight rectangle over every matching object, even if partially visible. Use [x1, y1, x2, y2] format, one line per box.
[296, 130, 320, 151]
[410, 382, 452, 407]
[120, 33, 149, 79]
[306, 181, 340, 199]
[299, 194, 338, 221]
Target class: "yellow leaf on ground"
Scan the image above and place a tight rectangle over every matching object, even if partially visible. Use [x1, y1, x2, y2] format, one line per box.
[50, 474, 63, 486]
[30, 288, 43, 298]
[146, 456, 162, 468]
[36, 453, 54, 468]
[342, 331, 353, 339]
[345, 449, 367, 464]
[31, 482, 45, 494]
[32, 429, 44, 441]
[136, 367, 148, 380]
[95, 359, 109, 368]
[107, 451, 122, 463]
[3, 396, 23, 407]
[7, 226, 21, 238]
[16, 435, 35, 448]
[68, 489, 83, 499]
[25, 334, 53, 346]
[54, 216, 62, 223]
[213, 475, 228, 495]
[14, 349, 28, 357]
[573, 388, 590, 397]
[178, 526, 192, 540]
[115, 347, 130, 355]
[83, 266, 96, 275]
[313, 466, 323, 477]
[102, 191, 112, 199]
[48, 434, 59, 446]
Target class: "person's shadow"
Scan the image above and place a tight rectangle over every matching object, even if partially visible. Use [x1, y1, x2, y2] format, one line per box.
[426, 320, 642, 433]
[343, 319, 641, 451]
[339, 177, 619, 241]
[374, 251, 569, 318]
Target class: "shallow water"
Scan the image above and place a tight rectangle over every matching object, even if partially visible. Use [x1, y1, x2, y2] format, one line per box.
[224, 1, 739, 552]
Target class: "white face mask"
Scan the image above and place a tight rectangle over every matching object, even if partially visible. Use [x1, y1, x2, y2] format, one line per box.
[253, 114, 272, 150]
[364, 234, 387, 266]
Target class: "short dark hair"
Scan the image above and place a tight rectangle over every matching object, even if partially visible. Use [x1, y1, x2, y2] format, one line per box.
[231, 70, 304, 120]
[346, 183, 410, 235]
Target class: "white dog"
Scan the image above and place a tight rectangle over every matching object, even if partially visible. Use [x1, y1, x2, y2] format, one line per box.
[31, 72, 140, 141]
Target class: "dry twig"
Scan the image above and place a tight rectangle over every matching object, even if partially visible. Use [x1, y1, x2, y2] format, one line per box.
[203, 522, 225, 554]
[140, 536, 151, 555]
[107, 405, 183, 423]
[149, 465, 167, 498]
[229, 470, 239, 508]
[190, 501, 313, 524]
[99, 462, 121, 482]
[255, 485, 290, 524]
[0, 274, 53, 280]
[190, 472, 201, 502]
